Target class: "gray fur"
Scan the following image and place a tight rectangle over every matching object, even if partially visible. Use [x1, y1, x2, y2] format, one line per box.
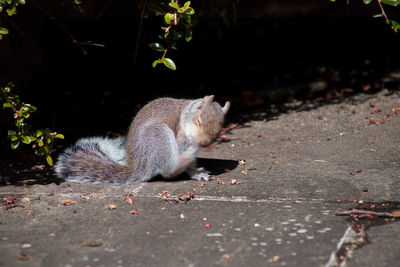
[55, 96, 230, 184]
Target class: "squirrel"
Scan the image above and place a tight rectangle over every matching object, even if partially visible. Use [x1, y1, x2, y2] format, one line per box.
[55, 95, 230, 184]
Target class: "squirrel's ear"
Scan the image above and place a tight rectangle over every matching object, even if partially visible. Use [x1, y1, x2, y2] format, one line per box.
[203, 95, 214, 103]
[222, 101, 230, 115]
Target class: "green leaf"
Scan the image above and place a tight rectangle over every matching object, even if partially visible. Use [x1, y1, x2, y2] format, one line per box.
[6, 6, 17, 16]
[162, 58, 176, 70]
[381, 0, 400, 6]
[184, 14, 192, 24]
[3, 102, 12, 108]
[183, 1, 191, 9]
[178, 7, 185, 13]
[36, 130, 43, 137]
[363, 0, 373, 4]
[173, 31, 184, 40]
[149, 42, 165, 52]
[11, 141, 20, 150]
[152, 59, 160, 68]
[388, 19, 400, 32]
[29, 105, 38, 112]
[19, 0, 26, 4]
[185, 29, 193, 42]
[169, 1, 180, 9]
[7, 130, 16, 136]
[0, 27, 9, 35]
[164, 13, 175, 24]
[39, 139, 44, 147]
[55, 134, 64, 139]
[46, 155, 53, 166]
[21, 135, 32, 144]
[185, 7, 195, 15]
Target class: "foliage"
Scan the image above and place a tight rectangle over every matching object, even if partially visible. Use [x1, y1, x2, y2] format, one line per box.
[0, 0, 25, 39]
[149, 0, 196, 70]
[0, 82, 64, 166]
[331, 0, 400, 32]
[0, 0, 82, 39]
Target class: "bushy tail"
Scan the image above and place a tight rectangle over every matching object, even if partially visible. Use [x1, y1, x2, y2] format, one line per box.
[55, 137, 132, 184]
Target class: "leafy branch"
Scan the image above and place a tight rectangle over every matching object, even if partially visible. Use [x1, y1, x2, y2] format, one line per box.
[372, 0, 400, 32]
[0, 82, 64, 166]
[331, 0, 400, 32]
[149, 0, 195, 70]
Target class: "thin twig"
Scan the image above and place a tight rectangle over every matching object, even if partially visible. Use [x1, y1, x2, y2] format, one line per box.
[133, 0, 148, 68]
[161, 39, 174, 60]
[377, 0, 388, 21]
[335, 208, 400, 218]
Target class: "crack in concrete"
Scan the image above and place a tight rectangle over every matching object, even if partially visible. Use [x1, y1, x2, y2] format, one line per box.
[325, 225, 366, 267]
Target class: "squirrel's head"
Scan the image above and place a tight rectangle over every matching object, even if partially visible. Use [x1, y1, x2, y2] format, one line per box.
[192, 95, 230, 147]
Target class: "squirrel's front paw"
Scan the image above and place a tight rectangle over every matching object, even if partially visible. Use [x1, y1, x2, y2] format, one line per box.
[190, 169, 212, 181]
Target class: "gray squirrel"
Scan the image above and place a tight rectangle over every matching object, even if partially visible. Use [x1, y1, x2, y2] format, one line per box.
[55, 95, 230, 184]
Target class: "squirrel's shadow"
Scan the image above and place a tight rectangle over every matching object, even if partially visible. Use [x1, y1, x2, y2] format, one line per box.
[150, 158, 238, 182]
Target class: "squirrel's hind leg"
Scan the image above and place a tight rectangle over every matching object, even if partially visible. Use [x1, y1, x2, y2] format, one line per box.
[187, 162, 212, 181]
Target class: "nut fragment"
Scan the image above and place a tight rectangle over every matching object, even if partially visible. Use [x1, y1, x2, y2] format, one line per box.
[61, 198, 75, 206]
[220, 135, 231, 142]
[130, 210, 139, 214]
[217, 179, 226, 185]
[19, 252, 29, 261]
[124, 196, 134, 205]
[238, 160, 246, 166]
[108, 204, 117, 210]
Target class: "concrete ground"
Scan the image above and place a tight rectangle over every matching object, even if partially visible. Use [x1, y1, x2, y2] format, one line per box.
[1, 89, 400, 267]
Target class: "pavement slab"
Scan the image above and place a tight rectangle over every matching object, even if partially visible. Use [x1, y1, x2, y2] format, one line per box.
[1, 89, 400, 267]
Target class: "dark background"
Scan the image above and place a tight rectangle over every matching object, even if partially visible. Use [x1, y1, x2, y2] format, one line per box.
[1, 0, 400, 148]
